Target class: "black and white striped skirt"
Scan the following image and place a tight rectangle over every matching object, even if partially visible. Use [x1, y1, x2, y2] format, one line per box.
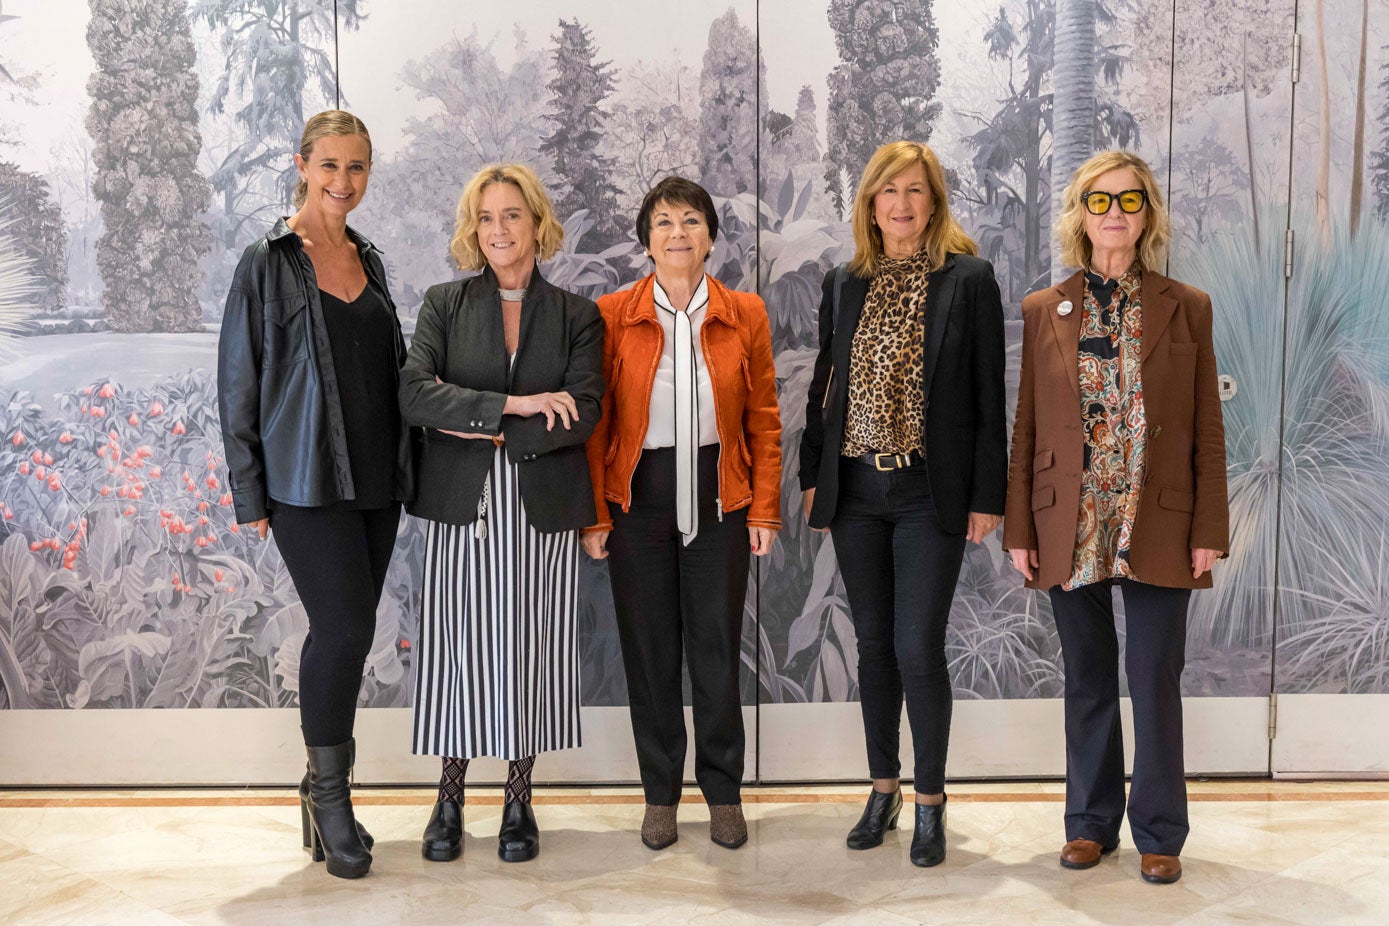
[411, 445, 581, 760]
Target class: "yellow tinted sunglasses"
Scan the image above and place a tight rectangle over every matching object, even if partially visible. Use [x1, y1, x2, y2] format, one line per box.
[1081, 189, 1148, 215]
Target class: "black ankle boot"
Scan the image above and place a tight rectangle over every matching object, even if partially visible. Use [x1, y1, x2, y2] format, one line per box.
[300, 768, 373, 854]
[422, 801, 464, 862]
[304, 740, 372, 879]
[909, 796, 947, 868]
[498, 801, 539, 862]
[846, 787, 903, 850]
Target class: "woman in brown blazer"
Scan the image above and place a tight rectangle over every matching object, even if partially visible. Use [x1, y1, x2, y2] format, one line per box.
[1003, 150, 1228, 886]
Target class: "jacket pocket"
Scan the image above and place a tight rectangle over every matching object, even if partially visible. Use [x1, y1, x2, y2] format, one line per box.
[263, 294, 309, 365]
[1169, 342, 1198, 356]
[1158, 486, 1195, 512]
[1033, 448, 1054, 473]
[1031, 485, 1055, 511]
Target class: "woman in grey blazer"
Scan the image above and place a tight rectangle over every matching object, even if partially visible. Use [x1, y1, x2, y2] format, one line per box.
[398, 163, 603, 864]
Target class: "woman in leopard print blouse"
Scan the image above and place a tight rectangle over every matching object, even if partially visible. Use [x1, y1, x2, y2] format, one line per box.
[799, 140, 1007, 868]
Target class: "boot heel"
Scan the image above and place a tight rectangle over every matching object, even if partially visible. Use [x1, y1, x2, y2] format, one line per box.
[300, 797, 314, 853]
[308, 817, 325, 862]
[886, 807, 902, 831]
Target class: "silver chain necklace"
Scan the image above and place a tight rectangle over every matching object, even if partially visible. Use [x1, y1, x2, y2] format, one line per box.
[498, 287, 527, 302]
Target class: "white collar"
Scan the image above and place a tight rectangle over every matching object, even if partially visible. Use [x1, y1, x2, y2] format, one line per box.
[652, 275, 709, 317]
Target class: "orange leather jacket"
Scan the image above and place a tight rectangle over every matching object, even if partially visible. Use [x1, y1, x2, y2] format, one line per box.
[584, 273, 782, 532]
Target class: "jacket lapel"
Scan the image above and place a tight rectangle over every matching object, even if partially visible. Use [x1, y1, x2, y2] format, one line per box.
[832, 269, 869, 378]
[1046, 270, 1086, 400]
[464, 267, 511, 390]
[1139, 269, 1178, 363]
[919, 255, 958, 403]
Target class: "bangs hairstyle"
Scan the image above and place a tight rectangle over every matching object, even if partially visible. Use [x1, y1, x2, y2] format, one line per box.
[635, 176, 719, 252]
[293, 110, 372, 209]
[1056, 149, 1171, 272]
[849, 140, 976, 277]
[450, 164, 564, 271]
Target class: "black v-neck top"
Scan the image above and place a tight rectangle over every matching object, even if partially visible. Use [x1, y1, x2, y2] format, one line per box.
[320, 280, 400, 509]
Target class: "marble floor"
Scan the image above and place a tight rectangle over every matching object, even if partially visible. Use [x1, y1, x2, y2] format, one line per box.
[1, 781, 1387, 925]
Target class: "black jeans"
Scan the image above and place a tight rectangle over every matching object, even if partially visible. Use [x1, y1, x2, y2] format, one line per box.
[607, 446, 750, 806]
[272, 502, 402, 747]
[829, 457, 966, 794]
[1049, 578, 1191, 855]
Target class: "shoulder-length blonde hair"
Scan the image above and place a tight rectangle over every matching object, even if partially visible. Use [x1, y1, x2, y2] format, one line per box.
[848, 140, 977, 278]
[293, 110, 372, 209]
[1056, 150, 1171, 272]
[449, 164, 564, 271]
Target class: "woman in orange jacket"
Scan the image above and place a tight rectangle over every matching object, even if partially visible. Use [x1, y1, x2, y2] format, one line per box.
[582, 176, 782, 852]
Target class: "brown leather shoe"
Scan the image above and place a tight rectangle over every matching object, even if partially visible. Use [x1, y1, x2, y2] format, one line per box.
[641, 804, 678, 850]
[1140, 853, 1182, 884]
[1060, 838, 1117, 870]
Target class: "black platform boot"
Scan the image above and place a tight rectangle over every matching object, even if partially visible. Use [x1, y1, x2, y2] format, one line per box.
[846, 787, 904, 850]
[304, 740, 372, 879]
[909, 795, 947, 868]
[300, 767, 373, 855]
[422, 801, 464, 862]
[498, 801, 540, 862]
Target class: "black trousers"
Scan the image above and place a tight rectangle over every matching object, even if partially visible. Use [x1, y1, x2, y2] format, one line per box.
[829, 457, 966, 794]
[272, 502, 402, 747]
[1049, 578, 1191, 855]
[606, 445, 750, 806]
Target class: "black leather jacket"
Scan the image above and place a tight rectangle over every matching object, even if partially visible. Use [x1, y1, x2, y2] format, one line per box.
[217, 218, 415, 523]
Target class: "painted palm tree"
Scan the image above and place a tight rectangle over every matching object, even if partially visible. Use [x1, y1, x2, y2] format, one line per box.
[1050, 0, 1097, 281]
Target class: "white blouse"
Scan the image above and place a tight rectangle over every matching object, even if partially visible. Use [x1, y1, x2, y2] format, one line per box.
[644, 275, 721, 449]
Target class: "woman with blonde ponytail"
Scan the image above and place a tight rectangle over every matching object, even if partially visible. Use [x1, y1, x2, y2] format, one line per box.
[799, 140, 1007, 868]
[218, 111, 413, 880]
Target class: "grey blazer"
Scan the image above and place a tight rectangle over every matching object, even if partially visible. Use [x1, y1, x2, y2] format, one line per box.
[398, 266, 604, 532]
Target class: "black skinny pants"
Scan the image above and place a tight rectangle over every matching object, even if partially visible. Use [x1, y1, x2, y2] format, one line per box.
[272, 502, 401, 747]
[606, 446, 751, 806]
[829, 458, 966, 794]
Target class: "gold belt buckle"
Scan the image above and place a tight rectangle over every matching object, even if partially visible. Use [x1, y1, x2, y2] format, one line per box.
[874, 452, 907, 471]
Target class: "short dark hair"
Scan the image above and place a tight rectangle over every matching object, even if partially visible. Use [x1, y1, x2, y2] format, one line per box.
[635, 176, 719, 252]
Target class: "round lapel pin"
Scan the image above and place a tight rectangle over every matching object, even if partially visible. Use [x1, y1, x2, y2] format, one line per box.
[1056, 300, 1073, 317]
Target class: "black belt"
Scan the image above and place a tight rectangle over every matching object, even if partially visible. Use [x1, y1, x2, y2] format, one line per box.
[855, 450, 923, 471]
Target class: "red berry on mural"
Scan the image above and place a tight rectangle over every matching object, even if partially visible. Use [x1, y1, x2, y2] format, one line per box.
[149, 401, 164, 416]
[48, 473, 62, 491]
[172, 420, 186, 435]
[29, 541, 42, 552]
[92, 407, 106, 418]
[214, 569, 225, 582]
[122, 506, 135, 516]
[58, 431, 73, 443]
[98, 383, 115, 398]
[18, 462, 29, 475]
[11, 431, 24, 446]
[99, 486, 111, 496]
[128, 413, 140, 426]
[206, 475, 219, 489]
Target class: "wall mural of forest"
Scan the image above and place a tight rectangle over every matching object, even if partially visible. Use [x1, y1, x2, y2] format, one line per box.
[0, 0, 1385, 713]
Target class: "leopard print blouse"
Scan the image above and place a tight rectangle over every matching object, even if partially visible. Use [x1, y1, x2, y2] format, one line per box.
[840, 248, 932, 459]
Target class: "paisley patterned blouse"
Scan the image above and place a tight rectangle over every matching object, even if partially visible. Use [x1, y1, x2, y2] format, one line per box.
[840, 248, 931, 458]
[1064, 265, 1147, 590]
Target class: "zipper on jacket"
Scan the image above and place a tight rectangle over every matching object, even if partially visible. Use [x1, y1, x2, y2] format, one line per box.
[700, 308, 727, 524]
[822, 365, 834, 409]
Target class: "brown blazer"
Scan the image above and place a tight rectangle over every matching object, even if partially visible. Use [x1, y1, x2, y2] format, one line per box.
[1002, 269, 1229, 590]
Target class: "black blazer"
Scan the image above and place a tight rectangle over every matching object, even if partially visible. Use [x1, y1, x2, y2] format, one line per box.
[399, 266, 604, 532]
[798, 253, 1007, 533]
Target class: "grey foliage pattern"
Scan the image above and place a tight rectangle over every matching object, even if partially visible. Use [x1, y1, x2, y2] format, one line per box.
[0, 162, 67, 313]
[823, 0, 943, 214]
[3, 0, 1389, 716]
[540, 19, 625, 252]
[86, 0, 210, 332]
[193, 0, 361, 246]
[698, 9, 765, 198]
